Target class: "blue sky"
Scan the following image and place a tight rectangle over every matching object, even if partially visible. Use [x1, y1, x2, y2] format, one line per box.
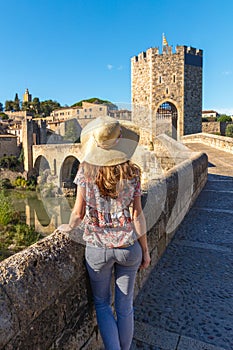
[1, 0, 233, 114]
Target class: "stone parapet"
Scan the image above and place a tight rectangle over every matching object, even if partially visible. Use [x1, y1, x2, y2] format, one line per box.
[202, 121, 233, 136]
[182, 133, 233, 154]
[0, 151, 208, 349]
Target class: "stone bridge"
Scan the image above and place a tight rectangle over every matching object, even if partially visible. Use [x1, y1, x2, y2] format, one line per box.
[32, 143, 83, 189]
[1, 134, 233, 350]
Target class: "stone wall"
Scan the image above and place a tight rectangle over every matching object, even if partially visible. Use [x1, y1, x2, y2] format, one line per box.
[202, 121, 233, 136]
[0, 135, 19, 158]
[184, 64, 202, 135]
[0, 151, 208, 350]
[182, 132, 233, 154]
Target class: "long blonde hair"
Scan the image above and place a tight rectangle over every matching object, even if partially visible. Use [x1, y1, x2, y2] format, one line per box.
[80, 161, 141, 199]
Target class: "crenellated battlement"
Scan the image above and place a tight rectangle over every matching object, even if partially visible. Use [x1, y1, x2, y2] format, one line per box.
[131, 45, 202, 63]
[183, 45, 203, 56]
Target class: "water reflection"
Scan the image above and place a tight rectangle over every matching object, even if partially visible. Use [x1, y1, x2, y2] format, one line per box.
[6, 190, 75, 236]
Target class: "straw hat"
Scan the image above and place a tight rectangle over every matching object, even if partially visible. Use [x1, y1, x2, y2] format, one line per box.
[80, 115, 140, 166]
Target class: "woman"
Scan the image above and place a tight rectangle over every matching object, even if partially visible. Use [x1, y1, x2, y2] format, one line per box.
[61, 116, 150, 350]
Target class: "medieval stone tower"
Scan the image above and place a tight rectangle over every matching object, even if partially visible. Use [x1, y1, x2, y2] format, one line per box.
[23, 88, 32, 103]
[131, 44, 203, 140]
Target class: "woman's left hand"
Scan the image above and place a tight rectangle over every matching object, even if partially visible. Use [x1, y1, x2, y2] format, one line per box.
[57, 224, 73, 233]
[140, 250, 151, 269]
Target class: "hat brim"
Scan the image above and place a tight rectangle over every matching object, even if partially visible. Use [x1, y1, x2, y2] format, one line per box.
[80, 118, 140, 166]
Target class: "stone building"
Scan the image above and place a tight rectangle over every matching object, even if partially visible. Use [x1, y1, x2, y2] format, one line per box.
[4, 110, 34, 121]
[202, 110, 219, 119]
[0, 134, 19, 157]
[50, 106, 81, 121]
[131, 44, 203, 140]
[108, 109, 132, 120]
[49, 101, 117, 128]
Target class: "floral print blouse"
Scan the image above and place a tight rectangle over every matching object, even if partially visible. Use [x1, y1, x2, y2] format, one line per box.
[74, 166, 141, 248]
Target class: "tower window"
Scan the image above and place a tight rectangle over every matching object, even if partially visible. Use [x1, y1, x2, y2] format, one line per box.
[166, 88, 169, 94]
[173, 75, 176, 83]
[159, 76, 162, 83]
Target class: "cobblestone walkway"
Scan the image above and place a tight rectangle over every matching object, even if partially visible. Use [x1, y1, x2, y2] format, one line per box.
[131, 143, 233, 350]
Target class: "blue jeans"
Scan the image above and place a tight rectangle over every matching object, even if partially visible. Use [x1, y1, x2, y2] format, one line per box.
[85, 241, 142, 350]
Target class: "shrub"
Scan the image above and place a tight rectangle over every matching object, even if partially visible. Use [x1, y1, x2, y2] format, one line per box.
[12, 176, 36, 190]
[0, 178, 13, 189]
[217, 115, 232, 122]
[0, 112, 9, 120]
[226, 124, 233, 138]
[0, 191, 15, 225]
[0, 156, 20, 170]
[14, 177, 27, 188]
[0, 223, 42, 261]
[13, 224, 41, 247]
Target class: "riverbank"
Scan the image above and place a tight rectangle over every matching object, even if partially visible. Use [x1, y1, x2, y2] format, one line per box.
[0, 192, 43, 261]
[0, 169, 26, 182]
[0, 188, 75, 261]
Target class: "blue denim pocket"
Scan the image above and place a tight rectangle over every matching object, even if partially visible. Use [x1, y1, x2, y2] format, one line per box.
[85, 246, 106, 271]
[119, 241, 142, 266]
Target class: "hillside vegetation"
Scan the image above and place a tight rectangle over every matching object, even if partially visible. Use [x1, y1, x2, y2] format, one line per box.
[71, 97, 117, 109]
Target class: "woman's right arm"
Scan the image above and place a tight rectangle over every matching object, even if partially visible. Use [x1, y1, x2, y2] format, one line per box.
[132, 195, 150, 269]
[68, 186, 86, 229]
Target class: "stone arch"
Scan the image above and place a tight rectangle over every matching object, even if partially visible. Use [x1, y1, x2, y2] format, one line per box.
[34, 155, 50, 176]
[155, 100, 179, 140]
[60, 156, 80, 189]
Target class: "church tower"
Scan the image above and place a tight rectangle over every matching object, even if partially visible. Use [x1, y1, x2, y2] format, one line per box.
[131, 40, 203, 140]
[23, 88, 32, 103]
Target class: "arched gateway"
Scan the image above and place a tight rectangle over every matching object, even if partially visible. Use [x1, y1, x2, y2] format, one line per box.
[156, 101, 178, 140]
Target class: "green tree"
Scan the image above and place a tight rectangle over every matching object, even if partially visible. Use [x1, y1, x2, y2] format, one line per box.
[5, 100, 14, 111]
[217, 115, 232, 122]
[0, 102, 3, 112]
[21, 101, 31, 112]
[40, 100, 61, 116]
[71, 97, 117, 110]
[13, 93, 20, 111]
[226, 124, 233, 138]
[0, 112, 8, 120]
[0, 156, 20, 170]
[31, 97, 41, 114]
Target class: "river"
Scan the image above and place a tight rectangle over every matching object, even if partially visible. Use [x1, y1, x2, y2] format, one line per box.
[5, 190, 75, 237]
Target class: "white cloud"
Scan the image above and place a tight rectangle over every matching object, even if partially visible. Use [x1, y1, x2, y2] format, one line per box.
[222, 71, 232, 76]
[106, 64, 123, 71]
[213, 107, 233, 115]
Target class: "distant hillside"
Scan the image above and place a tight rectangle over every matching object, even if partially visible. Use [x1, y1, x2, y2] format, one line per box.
[71, 98, 117, 109]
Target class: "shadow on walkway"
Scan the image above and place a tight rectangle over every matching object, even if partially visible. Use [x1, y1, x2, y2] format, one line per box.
[132, 144, 233, 350]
